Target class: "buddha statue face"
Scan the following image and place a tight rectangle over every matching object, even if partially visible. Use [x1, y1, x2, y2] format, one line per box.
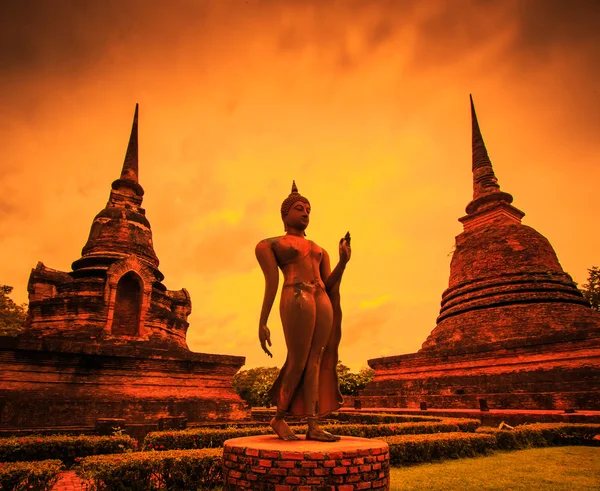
[283, 200, 311, 232]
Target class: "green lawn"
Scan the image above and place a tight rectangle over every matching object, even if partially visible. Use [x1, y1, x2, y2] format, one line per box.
[389, 446, 600, 491]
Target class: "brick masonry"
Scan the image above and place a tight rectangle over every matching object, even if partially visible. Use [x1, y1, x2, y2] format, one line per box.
[222, 435, 389, 490]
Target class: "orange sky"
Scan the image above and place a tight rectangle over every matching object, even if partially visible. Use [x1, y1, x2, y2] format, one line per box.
[1, 0, 599, 372]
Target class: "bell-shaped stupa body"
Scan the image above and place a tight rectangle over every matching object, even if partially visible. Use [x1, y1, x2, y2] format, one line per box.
[361, 97, 600, 411]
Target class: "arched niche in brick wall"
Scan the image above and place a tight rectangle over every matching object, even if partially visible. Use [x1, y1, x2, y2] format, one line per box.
[104, 255, 154, 339]
[112, 272, 142, 336]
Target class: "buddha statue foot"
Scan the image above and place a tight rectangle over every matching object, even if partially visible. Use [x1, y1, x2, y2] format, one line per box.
[306, 428, 341, 442]
[270, 417, 300, 441]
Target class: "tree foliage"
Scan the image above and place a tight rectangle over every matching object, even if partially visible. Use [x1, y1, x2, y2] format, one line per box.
[232, 366, 279, 408]
[580, 266, 600, 312]
[0, 285, 27, 336]
[337, 361, 375, 396]
[232, 362, 375, 407]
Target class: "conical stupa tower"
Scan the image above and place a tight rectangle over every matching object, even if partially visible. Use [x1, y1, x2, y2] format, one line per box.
[362, 97, 600, 411]
[72, 105, 163, 281]
[3, 106, 249, 430]
[421, 96, 595, 354]
[72, 104, 161, 277]
[26, 105, 191, 348]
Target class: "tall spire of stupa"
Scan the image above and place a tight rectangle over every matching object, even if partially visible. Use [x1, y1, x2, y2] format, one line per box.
[111, 104, 144, 198]
[73, 103, 158, 273]
[120, 103, 139, 182]
[465, 95, 515, 215]
[470, 94, 500, 198]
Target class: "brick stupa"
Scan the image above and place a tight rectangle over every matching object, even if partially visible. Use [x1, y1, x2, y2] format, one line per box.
[0, 106, 248, 430]
[361, 96, 600, 410]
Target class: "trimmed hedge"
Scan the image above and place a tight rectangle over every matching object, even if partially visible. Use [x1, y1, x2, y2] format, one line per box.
[382, 432, 497, 466]
[329, 413, 480, 432]
[143, 419, 478, 451]
[0, 459, 64, 491]
[76, 448, 222, 491]
[476, 423, 600, 450]
[252, 409, 480, 430]
[251, 408, 442, 424]
[71, 423, 600, 489]
[144, 426, 272, 451]
[331, 411, 442, 424]
[434, 418, 479, 433]
[0, 434, 137, 467]
[319, 421, 463, 439]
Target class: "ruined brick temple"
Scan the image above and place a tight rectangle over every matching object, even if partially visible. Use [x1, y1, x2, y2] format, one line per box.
[361, 96, 600, 411]
[0, 105, 248, 429]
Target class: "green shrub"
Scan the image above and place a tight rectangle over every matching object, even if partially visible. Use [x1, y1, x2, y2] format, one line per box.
[439, 418, 480, 432]
[145, 420, 475, 451]
[320, 421, 462, 439]
[382, 432, 496, 466]
[252, 408, 480, 429]
[251, 408, 443, 424]
[331, 413, 480, 432]
[477, 423, 600, 450]
[0, 459, 64, 491]
[330, 411, 442, 424]
[76, 448, 222, 491]
[144, 426, 273, 451]
[0, 435, 137, 467]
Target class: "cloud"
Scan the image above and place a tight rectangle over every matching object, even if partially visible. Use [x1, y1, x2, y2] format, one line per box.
[186, 216, 265, 279]
[1, 0, 599, 370]
[510, 0, 600, 55]
[359, 294, 391, 310]
[186, 312, 239, 348]
[342, 301, 396, 348]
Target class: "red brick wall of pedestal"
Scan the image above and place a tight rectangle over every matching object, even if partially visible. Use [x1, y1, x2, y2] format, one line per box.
[223, 435, 390, 490]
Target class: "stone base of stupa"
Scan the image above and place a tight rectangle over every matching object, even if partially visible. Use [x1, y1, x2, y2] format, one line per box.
[222, 435, 390, 490]
[361, 340, 600, 411]
[0, 336, 249, 429]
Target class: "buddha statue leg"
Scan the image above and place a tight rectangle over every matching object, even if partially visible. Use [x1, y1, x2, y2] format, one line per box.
[305, 288, 340, 442]
[271, 285, 317, 440]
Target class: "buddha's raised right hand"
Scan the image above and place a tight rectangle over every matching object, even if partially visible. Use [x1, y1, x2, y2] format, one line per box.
[339, 231, 352, 265]
[259, 324, 273, 357]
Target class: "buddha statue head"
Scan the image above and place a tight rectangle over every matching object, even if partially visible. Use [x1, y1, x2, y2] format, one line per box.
[281, 181, 310, 234]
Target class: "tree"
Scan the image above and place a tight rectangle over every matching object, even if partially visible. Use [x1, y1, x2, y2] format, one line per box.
[337, 361, 375, 396]
[0, 285, 27, 336]
[232, 363, 376, 406]
[232, 366, 279, 407]
[580, 267, 600, 312]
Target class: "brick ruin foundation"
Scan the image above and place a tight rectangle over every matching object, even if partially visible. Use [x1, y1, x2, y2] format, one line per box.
[0, 105, 248, 429]
[361, 96, 600, 411]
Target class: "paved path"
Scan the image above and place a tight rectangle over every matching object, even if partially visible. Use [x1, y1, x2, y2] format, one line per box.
[52, 471, 86, 491]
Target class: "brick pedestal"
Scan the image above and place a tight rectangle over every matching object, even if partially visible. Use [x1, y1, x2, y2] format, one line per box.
[223, 435, 389, 490]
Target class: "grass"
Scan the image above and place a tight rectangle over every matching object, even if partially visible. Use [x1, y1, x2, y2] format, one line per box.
[389, 446, 600, 491]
